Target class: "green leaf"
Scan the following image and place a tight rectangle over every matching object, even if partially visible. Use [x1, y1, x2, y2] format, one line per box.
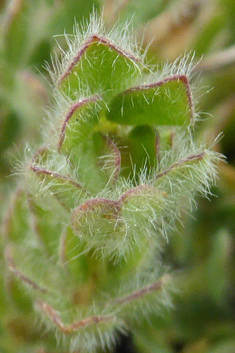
[58, 96, 102, 154]
[90, 133, 121, 185]
[28, 198, 65, 256]
[154, 151, 207, 183]
[120, 125, 158, 178]
[107, 75, 194, 126]
[57, 36, 142, 100]
[62, 130, 121, 193]
[71, 197, 132, 257]
[120, 184, 167, 235]
[30, 147, 89, 209]
[59, 226, 90, 283]
[71, 185, 167, 258]
[71, 197, 122, 241]
[60, 226, 108, 296]
[30, 165, 89, 210]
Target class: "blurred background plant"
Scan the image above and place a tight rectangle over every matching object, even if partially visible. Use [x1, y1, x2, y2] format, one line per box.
[1, 0, 235, 352]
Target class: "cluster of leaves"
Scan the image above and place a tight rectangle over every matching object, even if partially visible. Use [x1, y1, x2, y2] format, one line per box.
[1, 0, 235, 353]
[0, 6, 223, 353]
[105, 1, 235, 352]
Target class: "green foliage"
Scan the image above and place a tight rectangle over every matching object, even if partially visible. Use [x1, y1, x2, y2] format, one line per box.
[0, 0, 98, 204]
[107, 77, 193, 126]
[1, 6, 226, 353]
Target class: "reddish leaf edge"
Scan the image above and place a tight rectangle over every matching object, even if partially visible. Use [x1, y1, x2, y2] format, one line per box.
[57, 34, 143, 88]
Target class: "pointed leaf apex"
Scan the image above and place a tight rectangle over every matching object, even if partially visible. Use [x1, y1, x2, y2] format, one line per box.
[57, 34, 142, 87]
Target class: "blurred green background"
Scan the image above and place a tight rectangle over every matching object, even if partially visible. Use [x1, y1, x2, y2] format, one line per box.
[1, 0, 235, 352]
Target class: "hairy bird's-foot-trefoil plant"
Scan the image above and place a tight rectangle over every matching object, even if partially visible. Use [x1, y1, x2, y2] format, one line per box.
[2, 13, 222, 353]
